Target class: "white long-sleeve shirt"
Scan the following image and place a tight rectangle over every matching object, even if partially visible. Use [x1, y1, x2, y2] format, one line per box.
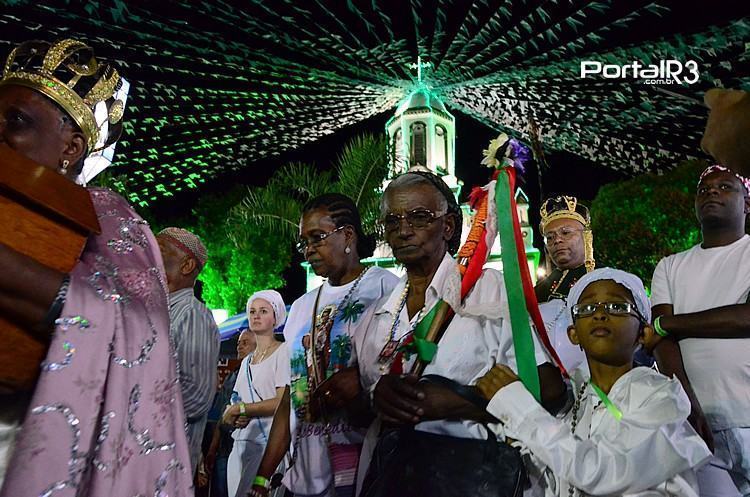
[487, 367, 711, 496]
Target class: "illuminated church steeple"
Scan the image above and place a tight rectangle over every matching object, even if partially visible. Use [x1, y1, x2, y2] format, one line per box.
[386, 56, 459, 191]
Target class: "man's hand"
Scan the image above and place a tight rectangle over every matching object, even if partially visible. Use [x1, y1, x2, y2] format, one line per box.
[248, 485, 269, 497]
[373, 373, 424, 424]
[641, 324, 663, 354]
[416, 382, 475, 420]
[688, 399, 715, 453]
[477, 365, 519, 400]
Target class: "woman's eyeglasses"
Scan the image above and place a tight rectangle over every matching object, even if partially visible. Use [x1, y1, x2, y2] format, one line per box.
[381, 208, 446, 232]
[295, 225, 347, 254]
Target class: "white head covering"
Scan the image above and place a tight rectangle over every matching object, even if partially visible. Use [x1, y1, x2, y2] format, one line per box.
[246, 290, 287, 329]
[566, 267, 651, 322]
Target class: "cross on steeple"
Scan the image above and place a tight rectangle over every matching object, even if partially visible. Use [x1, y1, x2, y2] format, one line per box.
[408, 55, 432, 83]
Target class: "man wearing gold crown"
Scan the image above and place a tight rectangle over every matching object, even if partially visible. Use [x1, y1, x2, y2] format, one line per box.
[0, 39, 192, 495]
[534, 196, 592, 373]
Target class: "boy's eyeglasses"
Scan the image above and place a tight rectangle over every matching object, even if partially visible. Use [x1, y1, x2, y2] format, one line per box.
[571, 301, 645, 321]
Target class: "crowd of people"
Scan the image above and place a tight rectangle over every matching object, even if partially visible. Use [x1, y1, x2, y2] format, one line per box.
[1, 37, 749, 497]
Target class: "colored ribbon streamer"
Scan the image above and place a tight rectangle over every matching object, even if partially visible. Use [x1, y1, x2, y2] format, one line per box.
[503, 168, 569, 378]
[495, 171, 541, 401]
[589, 382, 623, 421]
[401, 302, 441, 362]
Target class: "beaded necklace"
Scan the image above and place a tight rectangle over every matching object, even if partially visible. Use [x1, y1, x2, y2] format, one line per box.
[377, 281, 425, 373]
[309, 266, 369, 387]
[568, 381, 589, 497]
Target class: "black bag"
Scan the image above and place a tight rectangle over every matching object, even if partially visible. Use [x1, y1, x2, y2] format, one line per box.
[360, 375, 527, 497]
[360, 427, 526, 497]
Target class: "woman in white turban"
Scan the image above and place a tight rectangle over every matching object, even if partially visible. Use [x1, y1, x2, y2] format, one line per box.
[224, 290, 290, 497]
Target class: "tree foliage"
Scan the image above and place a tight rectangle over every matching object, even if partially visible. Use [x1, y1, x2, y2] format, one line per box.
[591, 159, 708, 288]
[185, 187, 290, 314]
[92, 173, 289, 314]
[229, 133, 390, 250]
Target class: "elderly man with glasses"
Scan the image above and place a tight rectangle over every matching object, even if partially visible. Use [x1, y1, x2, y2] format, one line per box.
[534, 196, 594, 373]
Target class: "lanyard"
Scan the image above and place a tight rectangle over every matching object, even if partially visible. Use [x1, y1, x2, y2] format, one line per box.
[243, 357, 269, 444]
[589, 382, 623, 421]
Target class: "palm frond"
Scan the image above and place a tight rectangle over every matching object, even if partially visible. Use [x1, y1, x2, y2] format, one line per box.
[229, 133, 390, 254]
[228, 183, 302, 248]
[333, 133, 390, 235]
[274, 162, 334, 203]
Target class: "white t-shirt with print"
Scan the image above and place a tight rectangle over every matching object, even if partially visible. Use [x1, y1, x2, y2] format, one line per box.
[282, 266, 398, 495]
[651, 234, 750, 429]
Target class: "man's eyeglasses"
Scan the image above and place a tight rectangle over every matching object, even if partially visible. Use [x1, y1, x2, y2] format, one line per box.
[543, 227, 584, 245]
[381, 208, 447, 232]
[571, 301, 645, 321]
[295, 225, 347, 254]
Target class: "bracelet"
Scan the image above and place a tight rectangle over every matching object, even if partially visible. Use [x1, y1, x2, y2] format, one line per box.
[239, 402, 246, 416]
[653, 316, 669, 337]
[253, 475, 271, 489]
[39, 275, 71, 332]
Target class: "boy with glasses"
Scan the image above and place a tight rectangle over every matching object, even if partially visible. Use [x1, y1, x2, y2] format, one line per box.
[478, 268, 711, 496]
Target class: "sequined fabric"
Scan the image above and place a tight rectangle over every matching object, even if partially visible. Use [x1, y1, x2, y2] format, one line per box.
[0, 188, 192, 497]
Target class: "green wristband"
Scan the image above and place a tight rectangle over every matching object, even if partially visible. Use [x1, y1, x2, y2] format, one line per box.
[653, 316, 669, 337]
[253, 475, 270, 489]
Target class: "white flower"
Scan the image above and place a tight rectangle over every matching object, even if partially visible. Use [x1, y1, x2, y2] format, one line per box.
[480, 133, 509, 168]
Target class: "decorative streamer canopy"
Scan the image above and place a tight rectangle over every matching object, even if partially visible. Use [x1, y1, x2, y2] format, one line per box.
[1, 0, 746, 206]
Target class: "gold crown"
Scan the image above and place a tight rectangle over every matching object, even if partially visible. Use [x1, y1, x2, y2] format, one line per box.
[0, 39, 122, 151]
[539, 195, 590, 231]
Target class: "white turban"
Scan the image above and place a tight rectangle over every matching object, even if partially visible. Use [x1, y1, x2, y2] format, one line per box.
[567, 267, 651, 323]
[246, 290, 287, 329]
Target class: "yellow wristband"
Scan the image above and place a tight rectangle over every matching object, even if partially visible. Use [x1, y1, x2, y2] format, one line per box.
[239, 402, 246, 416]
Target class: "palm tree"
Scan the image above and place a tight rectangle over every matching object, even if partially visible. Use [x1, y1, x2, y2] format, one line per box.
[228, 133, 390, 251]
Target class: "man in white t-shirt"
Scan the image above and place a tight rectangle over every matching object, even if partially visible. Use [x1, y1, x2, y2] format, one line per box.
[651, 165, 750, 497]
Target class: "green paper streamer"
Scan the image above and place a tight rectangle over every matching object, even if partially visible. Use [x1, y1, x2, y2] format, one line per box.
[589, 382, 623, 421]
[495, 175, 541, 401]
[401, 301, 442, 362]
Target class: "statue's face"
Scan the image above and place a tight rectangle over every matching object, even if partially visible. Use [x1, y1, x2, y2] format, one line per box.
[0, 84, 85, 178]
[702, 88, 750, 178]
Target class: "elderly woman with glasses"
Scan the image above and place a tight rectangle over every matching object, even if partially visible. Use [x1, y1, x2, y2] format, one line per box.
[357, 171, 566, 497]
[250, 193, 398, 497]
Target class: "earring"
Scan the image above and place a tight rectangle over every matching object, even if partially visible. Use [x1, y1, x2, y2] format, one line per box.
[345, 246, 351, 254]
[59, 159, 70, 175]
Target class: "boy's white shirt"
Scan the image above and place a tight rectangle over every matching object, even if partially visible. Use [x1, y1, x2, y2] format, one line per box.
[487, 367, 711, 496]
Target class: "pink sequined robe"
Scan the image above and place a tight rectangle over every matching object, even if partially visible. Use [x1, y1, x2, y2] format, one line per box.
[0, 188, 193, 497]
